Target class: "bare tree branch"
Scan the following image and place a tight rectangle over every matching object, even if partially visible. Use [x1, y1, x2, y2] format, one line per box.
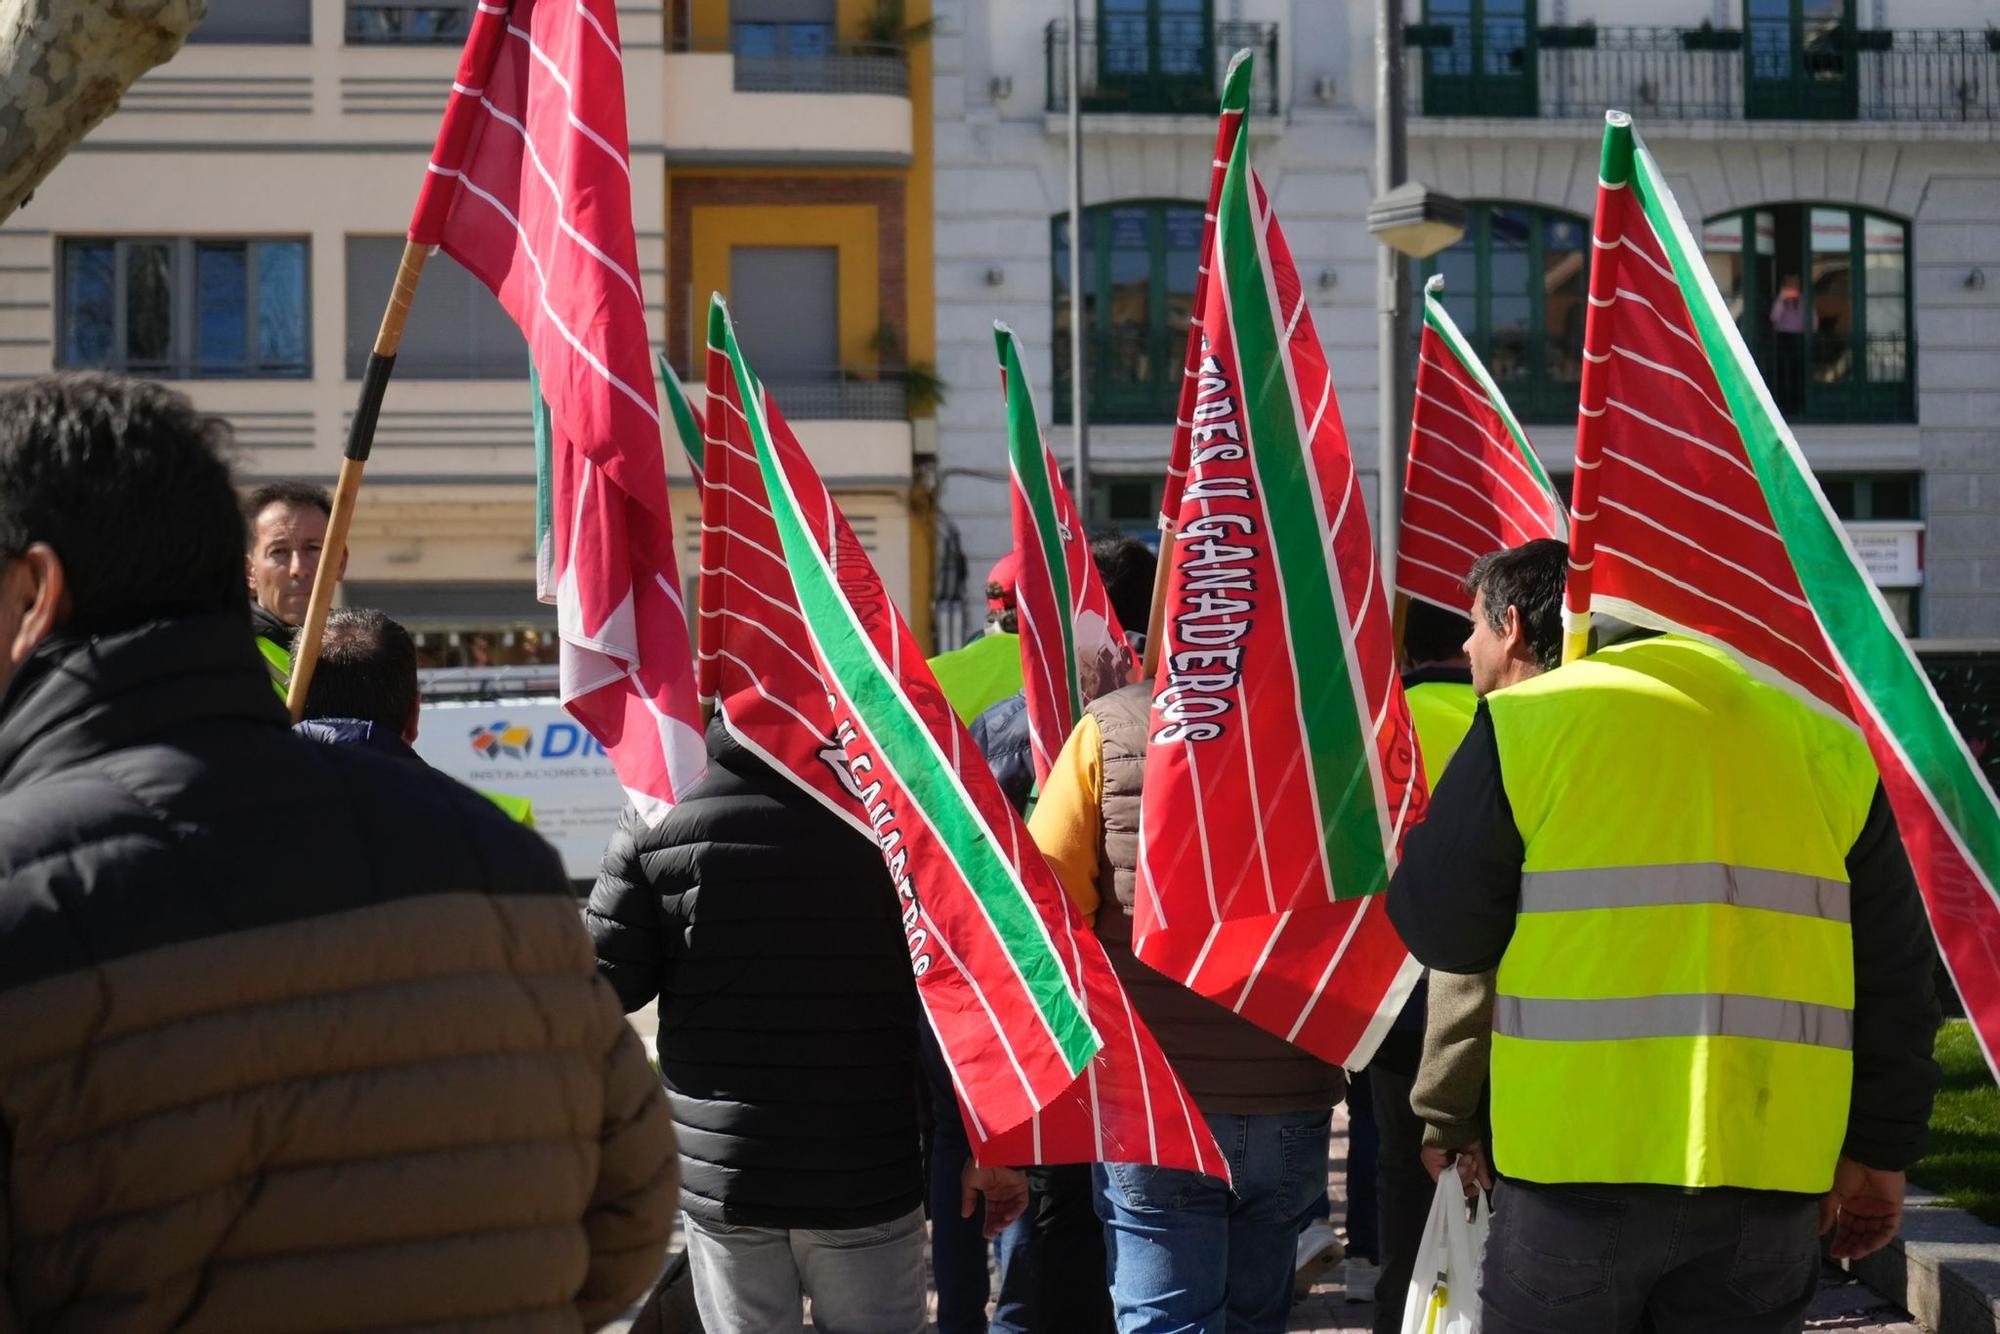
[0, 0, 206, 224]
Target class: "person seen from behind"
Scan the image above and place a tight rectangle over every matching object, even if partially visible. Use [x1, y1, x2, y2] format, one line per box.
[1388, 534, 1942, 1332]
[0, 373, 676, 1331]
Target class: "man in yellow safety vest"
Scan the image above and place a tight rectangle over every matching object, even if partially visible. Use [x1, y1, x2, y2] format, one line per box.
[1388, 547, 1941, 1333]
[245, 481, 345, 699]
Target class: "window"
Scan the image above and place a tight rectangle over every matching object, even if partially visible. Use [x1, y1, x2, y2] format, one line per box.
[60, 237, 309, 378]
[1702, 204, 1911, 423]
[1053, 201, 1203, 423]
[189, 0, 311, 43]
[1411, 204, 1588, 424]
[1096, 0, 1213, 110]
[346, 2, 470, 44]
[1818, 471, 1922, 635]
[1087, 475, 1167, 547]
[346, 238, 526, 380]
[729, 247, 839, 381]
[732, 0, 835, 58]
[1418, 0, 1536, 118]
[1745, 0, 1858, 121]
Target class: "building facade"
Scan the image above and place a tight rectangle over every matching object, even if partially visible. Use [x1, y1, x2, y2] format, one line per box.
[930, 0, 1999, 646]
[0, 0, 935, 662]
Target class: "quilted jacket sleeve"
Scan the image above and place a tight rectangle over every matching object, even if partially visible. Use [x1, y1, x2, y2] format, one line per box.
[576, 981, 680, 1329]
[586, 806, 670, 1012]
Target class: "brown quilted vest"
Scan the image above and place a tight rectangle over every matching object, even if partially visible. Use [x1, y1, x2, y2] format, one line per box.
[1087, 683, 1345, 1115]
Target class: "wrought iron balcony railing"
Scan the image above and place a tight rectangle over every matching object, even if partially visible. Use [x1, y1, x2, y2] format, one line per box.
[1045, 20, 1280, 116]
[669, 34, 911, 97]
[1406, 25, 2000, 122]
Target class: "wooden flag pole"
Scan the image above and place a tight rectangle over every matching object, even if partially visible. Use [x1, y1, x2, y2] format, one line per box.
[286, 239, 431, 721]
[1140, 522, 1175, 680]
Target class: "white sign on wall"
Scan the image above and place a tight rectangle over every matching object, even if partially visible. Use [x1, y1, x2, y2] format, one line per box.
[1844, 522, 1924, 589]
[414, 699, 629, 880]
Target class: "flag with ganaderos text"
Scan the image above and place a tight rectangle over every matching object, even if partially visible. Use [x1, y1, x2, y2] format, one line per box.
[996, 322, 1138, 783]
[1155, 49, 1253, 532]
[1134, 58, 1425, 1070]
[412, 0, 703, 821]
[1566, 112, 2000, 1078]
[1397, 275, 1567, 616]
[698, 296, 1227, 1178]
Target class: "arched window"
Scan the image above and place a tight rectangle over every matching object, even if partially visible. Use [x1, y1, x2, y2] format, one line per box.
[1053, 200, 1204, 423]
[1412, 202, 1590, 424]
[1702, 204, 1912, 423]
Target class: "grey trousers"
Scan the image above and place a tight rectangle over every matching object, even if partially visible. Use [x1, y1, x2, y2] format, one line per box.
[1481, 1179, 1822, 1334]
[684, 1205, 928, 1334]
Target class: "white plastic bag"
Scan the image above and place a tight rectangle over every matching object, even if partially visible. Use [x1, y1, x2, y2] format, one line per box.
[1399, 1169, 1491, 1334]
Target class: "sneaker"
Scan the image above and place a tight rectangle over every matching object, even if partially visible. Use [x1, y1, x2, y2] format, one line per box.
[1292, 1220, 1344, 1298]
[1339, 1257, 1380, 1303]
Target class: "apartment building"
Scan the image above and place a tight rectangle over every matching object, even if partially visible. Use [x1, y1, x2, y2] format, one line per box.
[930, 0, 2000, 647]
[0, 0, 936, 662]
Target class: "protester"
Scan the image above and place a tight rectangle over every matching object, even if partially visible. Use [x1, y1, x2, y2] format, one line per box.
[587, 712, 1027, 1334]
[1400, 547, 1563, 1221]
[1031, 677, 1346, 1333]
[244, 479, 342, 693]
[0, 373, 676, 1330]
[1389, 543, 1942, 1332]
[292, 605, 534, 824]
[930, 552, 1024, 724]
[1324, 597, 1483, 1321]
[949, 534, 1155, 1334]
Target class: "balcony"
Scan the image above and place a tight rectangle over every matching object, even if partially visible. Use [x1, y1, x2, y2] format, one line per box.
[1045, 20, 1280, 117]
[662, 36, 912, 164]
[1406, 25, 2000, 123]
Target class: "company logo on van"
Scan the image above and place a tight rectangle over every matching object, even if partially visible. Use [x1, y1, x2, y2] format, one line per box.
[468, 718, 611, 762]
[470, 722, 535, 761]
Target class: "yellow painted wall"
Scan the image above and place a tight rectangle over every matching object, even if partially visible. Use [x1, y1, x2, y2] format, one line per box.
[690, 203, 881, 371]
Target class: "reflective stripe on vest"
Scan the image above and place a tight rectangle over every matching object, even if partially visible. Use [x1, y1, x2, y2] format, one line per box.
[1486, 635, 1878, 1194]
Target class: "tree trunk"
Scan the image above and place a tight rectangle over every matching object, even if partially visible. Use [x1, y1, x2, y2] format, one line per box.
[0, 0, 206, 224]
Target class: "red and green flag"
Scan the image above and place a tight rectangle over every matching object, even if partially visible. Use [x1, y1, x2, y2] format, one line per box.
[996, 322, 1138, 782]
[1154, 48, 1252, 543]
[660, 351, 705, 481]
[1567, 112, 2000, 1075]
[699, 295, 1225, 1177]
[1397, 275, 1567, 616]
[1135, 51, 1425, 1070]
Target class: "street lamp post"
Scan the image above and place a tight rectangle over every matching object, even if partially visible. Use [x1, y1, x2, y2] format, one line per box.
[1068, 0, 1089, 512]
[1369, 4, 1464, 595]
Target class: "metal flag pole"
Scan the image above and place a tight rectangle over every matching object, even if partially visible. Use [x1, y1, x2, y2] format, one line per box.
[1374, 0, 1409, 595]
[1068, 0, 1089, 517]
[285, 240, 430, 721]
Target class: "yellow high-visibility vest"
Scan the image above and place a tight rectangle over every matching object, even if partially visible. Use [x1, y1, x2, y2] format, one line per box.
[256, 636, 292, 700]
[1485, 636, 1877, 1193]
[1405, 679, 1477, 781]
[480, 789, 536, 827]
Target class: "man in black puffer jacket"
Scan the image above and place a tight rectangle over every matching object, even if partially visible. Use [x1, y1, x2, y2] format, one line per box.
[591, 716, 1005, 1334]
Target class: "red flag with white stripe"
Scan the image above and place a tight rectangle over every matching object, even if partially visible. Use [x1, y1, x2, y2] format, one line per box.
[1569, 112, 2000, 1078]
[410, 0, 704, 820]
[699, 297, 1226, 1179]
[1398, 275, 1567, 615]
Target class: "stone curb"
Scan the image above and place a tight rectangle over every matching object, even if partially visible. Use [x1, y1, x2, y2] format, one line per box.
[1851, 1188, 2000, 1333]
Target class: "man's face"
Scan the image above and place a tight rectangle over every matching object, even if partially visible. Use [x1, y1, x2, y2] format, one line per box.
[247, 502, 331, 626]
[1463, 593, 1516, 699]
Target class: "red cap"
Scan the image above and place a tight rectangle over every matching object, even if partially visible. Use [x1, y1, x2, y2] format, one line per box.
[986, 552, 1021, 612]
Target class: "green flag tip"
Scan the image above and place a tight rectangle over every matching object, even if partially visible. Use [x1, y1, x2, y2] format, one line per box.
[1225, 48, 1254, 76]
[1605, 108, 1633, 128]
[1424, 273, 1446, 296]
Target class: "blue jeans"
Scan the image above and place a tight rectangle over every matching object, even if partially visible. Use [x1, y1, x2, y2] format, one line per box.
[1093, 1108, 1332, 1334]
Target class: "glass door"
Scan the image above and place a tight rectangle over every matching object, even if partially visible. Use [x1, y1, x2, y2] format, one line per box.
[1098, 0, 1214, 113]
[1421, 0, 1536, 119]
[1745, 0, 1857, 120]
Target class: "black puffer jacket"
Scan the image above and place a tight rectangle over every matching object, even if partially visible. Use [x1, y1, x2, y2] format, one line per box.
[586, 718, 924, 1230]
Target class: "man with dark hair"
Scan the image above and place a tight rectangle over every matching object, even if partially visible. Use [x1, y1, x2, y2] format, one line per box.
[294, 607, 535, 825]
[1390, 533, 1940, 1332]
[244, 478, 342, 693]
[0, 374, 676, 1330]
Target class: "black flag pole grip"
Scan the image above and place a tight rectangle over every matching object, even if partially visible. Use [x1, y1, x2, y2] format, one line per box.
[286, 240, 431, 722]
